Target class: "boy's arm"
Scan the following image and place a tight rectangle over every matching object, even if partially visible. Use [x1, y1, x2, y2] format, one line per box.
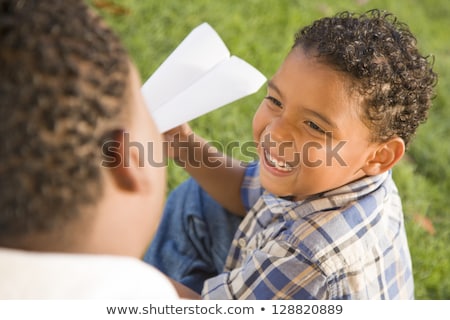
[165, 123, 247, 216]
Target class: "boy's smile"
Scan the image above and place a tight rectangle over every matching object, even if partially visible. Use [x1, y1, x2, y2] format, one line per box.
[253, 46, 379, 201]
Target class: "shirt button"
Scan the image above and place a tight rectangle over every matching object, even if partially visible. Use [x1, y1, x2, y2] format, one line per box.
[238, 238, 246, 247]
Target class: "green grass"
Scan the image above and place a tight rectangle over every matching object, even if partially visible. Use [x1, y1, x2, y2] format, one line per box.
[89, 0, 450, 299]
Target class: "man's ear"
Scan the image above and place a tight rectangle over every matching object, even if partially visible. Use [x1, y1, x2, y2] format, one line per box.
[362, 137, 405, 176]
[101, 129, 145, 193]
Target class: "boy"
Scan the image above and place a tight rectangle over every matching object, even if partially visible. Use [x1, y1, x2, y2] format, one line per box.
[144, 10, 437, 299]
[0, 0, 198, 299]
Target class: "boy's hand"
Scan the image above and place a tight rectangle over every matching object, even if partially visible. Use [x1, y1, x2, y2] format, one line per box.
[163, 123, 193, 142]
[163, 123, 195, 161]
[163, 123, 247, 216]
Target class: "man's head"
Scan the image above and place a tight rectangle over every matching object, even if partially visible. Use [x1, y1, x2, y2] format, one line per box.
[0, 0, 165, 256]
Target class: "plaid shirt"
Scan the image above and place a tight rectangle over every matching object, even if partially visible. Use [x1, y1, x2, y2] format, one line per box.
[202, 162, 414, 299]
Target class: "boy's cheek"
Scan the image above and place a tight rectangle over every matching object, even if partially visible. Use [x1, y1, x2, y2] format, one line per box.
[300, 146, 325, 168]
[252, 108, 270, 139]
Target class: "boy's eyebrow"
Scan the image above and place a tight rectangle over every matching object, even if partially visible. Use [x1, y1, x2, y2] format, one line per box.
[268, 80, 338, 130]
[303, 108, 338, 129]
[267, 80, 285, 100]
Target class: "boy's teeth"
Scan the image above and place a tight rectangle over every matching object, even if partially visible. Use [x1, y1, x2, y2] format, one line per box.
[265, 150, 292, 171]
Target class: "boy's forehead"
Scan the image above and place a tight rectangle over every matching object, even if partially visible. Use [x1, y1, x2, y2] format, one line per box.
[275, 48, 359, 101]
[270, 48, 366, 126]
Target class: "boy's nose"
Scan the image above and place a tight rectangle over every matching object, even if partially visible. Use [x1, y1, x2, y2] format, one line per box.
[266, 116, 296, 142]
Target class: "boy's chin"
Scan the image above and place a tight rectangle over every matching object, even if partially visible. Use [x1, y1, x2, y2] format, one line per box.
[260, 181, 296, 200]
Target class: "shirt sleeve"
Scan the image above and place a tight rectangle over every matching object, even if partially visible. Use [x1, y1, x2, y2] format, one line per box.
[240, 161, 264, 212]
[201, 239, 328, 299]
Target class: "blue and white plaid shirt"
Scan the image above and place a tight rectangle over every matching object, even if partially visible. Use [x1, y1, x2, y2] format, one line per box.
[202, 162, 414, 299]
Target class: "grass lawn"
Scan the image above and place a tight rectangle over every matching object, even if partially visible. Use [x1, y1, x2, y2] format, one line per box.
[89, 0, 450, 299]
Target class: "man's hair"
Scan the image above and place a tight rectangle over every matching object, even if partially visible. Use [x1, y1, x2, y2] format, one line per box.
[0, 0, 130, 238]
[294, 9, 437, 147]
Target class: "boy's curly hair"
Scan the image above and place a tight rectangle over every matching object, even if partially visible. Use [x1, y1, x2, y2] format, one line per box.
[0, 0, 130, 238]
[294, 9, 437, 147]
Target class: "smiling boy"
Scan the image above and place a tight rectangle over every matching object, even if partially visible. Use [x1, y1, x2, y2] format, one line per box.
[144, 10, 437, 299]
[255, 48, 385, 200]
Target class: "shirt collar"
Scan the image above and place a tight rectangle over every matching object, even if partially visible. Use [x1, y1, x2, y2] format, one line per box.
[261, 171, 390, 221]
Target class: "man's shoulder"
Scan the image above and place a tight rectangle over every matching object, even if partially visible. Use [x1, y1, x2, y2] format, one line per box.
[0, 248, 179, 299]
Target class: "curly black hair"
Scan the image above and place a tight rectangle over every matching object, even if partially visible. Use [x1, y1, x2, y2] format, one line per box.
[294, 9, 437, 147]
[0, 0, 130, 239]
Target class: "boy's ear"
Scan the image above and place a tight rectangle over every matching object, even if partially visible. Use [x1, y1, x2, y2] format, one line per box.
[362, 137, 405, 176]
[101, 129, 147, 193]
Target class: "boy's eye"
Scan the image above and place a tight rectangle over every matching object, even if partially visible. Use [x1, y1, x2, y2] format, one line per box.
[265, 96, 283, 108]
[305, 120, 326, 134]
